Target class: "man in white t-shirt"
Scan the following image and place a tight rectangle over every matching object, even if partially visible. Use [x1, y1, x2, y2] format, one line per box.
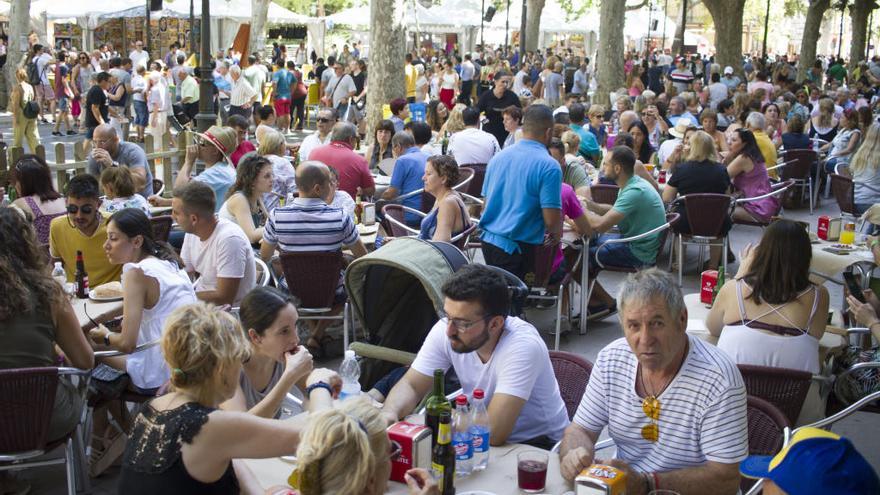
[559, 269, 747, 494]
[448, 107, 501, 165]
[172, 181, 257, 307]
[129, 40, 150, 71]
[381, 264, 569, 448]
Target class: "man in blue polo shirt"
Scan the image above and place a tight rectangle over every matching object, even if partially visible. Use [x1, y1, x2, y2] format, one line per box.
[381, 132, 428, 226]
[480, 104, 563, 284]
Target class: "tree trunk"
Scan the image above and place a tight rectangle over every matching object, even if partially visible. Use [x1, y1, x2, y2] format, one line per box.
[365, 0, 407, 146]
[702, 0, 747, 78]
[595, 0, 626, 109]
[249, 0, 271, 59]
[849, 0, 872, 70]
[525, 0, 545, 53]
[672, 0, 688, 57]
[2, 0, 31, 110]
[797, 0, 831, 82]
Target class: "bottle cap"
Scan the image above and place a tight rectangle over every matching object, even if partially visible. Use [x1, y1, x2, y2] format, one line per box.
[456, 394, 467, 405]
[344, 350, 356, 359]
[473, 388, 484, 399]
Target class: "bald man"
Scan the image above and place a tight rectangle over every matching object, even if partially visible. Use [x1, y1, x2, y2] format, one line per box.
[87, 124, 154, 197]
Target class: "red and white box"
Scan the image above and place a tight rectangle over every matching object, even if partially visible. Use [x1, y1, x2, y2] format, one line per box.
[817, 215, 841, 241]
[700, 270, 719, 305]
[387, 421, 432, 483]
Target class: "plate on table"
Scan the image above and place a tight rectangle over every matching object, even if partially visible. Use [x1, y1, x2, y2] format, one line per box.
[358, 224, 379, 235]
[822, 244, 858, 255]
[88, 292, 123, 302]
[279, 455, 297, 464]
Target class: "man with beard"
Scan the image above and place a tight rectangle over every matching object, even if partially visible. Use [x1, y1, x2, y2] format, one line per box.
[380, 264, 569, 449]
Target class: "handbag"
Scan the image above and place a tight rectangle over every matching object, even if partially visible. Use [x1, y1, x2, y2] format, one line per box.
[88, 363, 131, 406]
[71, 97, 81, 116]
[21, 96, 40, 120]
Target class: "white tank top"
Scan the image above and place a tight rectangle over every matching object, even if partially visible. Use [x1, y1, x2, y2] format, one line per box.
[441, 72, 457, 90]
[122, 257, 197, 389]
[716, 279, 821, 374]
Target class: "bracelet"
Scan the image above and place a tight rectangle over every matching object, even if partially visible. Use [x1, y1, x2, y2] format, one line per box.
[643, 472, 654, 493]
[652, 472, 661, 490]
[305, 381, 332, 396]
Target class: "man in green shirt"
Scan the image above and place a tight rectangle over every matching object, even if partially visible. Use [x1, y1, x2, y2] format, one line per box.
[178, 70, 200, 121]
[827, 57, 848, 85]
[581, 146, 666, 315]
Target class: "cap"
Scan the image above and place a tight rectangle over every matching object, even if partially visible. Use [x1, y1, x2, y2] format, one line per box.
[194, 125, 237, 159]
[553, 106, 569, 117]
[724, 66, 734, 75]
[473, 388, 485, 399]
[668, 120, 695, 139]
[456, 394, 468, 405]
[740, 427, 880, 495]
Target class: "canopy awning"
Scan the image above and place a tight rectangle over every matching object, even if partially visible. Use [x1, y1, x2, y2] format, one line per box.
[93, 0, 313, 24]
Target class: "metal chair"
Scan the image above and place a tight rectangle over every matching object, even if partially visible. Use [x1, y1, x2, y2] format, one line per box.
[593, 213, 679, 271]
[452, 167, 475, 193]
[255, 258, 271, 287]
[150, 215, 173, 243]
[278, 251, 353, 350]
[590, 183, 620, 205]
[526, 240, 585, 350]
[381, 204, 477, 252]
[549, 351, 593, 421]
[458, 163, 487, 198]
[741, 395, 791, 493]
[670, 193, 734, 285]
[778, 149, 818, 213]
[738, 364, 812, 426]
[732, 179, 796, 228]
[152, 178, 165, 197]
[0, 367, 91, 495]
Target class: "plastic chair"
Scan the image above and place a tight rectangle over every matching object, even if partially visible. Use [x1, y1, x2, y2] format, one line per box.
[590, 183, 620, 205]
[0, 367, 91, 495]
[152, 178, 165, 197]
[549, 351, 593, 421]
[779, 149, 818, 213]
[305, 83, 321, 127]
[742, 396, 791, 493]
[278, 251, 353, 350]
[382, 204, 422, 238]
[453, 167, 475, 193]
[738, 364, 812, 426]
[733, 179, 795, 228]
[670, 193, 734, 286]
[150, 215, 173, 243]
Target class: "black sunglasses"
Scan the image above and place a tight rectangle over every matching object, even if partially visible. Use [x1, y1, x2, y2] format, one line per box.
[317, 117, 333, 123]
[67, 204, 95, 214]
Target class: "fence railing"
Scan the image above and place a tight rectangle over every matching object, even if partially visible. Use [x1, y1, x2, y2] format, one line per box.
[0, 131, 189, 196]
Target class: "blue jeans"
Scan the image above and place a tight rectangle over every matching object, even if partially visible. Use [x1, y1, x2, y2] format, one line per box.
[589, 233, 647, 274]
[133, 100, 148, 126]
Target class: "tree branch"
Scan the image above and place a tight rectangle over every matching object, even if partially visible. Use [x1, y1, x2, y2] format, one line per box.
[626, 0, 649, 10]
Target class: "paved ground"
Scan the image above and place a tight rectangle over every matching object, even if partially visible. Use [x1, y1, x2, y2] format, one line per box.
[5, 114, 879, 493]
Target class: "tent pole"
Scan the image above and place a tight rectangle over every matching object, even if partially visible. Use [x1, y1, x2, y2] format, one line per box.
[519, 0, 526, 67]
[505, 0, 510, 58]
[145, 0, 151, 54]
[480, 0, 484, 49]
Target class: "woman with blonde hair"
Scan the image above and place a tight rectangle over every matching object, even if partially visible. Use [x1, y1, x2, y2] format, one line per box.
[258, 129, 297, 211]
[9, 67, 40, 152]
[439, 103, 467, 135]
[291, 398, 438, 495]
[218, 154, 273, 244]
[848, 123, 880, 215]
[806, 97, 839, 146]
[118, 302, 336, 494]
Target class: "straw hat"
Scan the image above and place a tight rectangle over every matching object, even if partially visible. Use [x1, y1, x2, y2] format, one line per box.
[194, 125, 238, 158]
[668, 120, 696, 139]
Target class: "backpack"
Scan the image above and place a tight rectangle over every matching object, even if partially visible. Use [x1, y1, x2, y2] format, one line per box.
[21, 96, 40, 119]
[27, 58, 43, 86]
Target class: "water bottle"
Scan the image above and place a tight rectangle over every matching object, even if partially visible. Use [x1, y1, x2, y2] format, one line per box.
[338, 350, 361, 400]
[469, 388, 490, 471]
[52, 262, 67, 288]
[451, 395, 473, 477]
[0, 194, 9, 207]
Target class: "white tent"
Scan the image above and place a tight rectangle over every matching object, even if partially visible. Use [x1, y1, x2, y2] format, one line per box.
[624, 8, 677, 49]
[0, 1, 9, 17]
[485, 3, 598, 35]
[326, 4, 462, 30]
[100, 0, 311, 24]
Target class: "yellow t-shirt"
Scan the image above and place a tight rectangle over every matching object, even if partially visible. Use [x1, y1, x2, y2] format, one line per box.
[754, 130, 778, 180]
[49, 216, 122, 287]
[405, 63, 417, 98]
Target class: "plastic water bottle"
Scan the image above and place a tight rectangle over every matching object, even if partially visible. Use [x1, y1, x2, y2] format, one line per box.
[52, 262, 67, 289]
[469, 388, 490, 471]
[338, 350, 361, 400]
[451, 395, 473, 477]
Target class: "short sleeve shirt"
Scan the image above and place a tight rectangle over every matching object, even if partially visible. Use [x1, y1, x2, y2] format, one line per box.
[49, 216, 122, 286]
[573, 336, 748, 472]
[87, 141, 154, 197]
[180, 218, 257, 306]
[570, 124, 600, 160]
[263, 197, 359, 252]
[84, 85, 108, 128]
[272, 69, 293, 99]
[308, 142, 375, 199]
[192, 163, 237, 211]
[390, 147, 429, 223]
[611, 175, 666, 263]
[667, 160, 730, 195]
[411, 316, 570, 443]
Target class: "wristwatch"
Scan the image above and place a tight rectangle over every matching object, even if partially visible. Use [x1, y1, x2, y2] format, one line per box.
[103, 332, 111, 346]
[305, 381, 332, 396]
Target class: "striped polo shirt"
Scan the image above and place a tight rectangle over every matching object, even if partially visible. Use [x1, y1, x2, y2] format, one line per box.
[574, 335, 748, 472]
[263, 197, 359, 252]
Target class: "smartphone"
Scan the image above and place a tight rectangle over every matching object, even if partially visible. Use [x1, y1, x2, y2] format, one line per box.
[843, 271, 866, 303]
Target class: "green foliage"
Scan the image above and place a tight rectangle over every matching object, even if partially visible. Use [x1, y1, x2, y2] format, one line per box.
[784, 0, 808, 17]
[277, 0, 357, 16]
[558, 0, 594, 20]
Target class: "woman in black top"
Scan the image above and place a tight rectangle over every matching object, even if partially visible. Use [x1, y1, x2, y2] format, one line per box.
[662, 130, 732, 269]
[118, 303, 337, 495]
[781, 114, 812, 151]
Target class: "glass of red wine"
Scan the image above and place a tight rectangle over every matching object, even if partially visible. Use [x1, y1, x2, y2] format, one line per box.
[517, 450, 548, 493]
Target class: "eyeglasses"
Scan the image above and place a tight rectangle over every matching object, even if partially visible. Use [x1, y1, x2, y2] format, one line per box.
[439, 310, 491, 333]
[316, 117, 333, 123]
[67, 204, 95, 215]
[641, 395, 660, 442]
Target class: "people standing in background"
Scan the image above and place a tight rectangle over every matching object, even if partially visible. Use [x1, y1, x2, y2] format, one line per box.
[9, 68, 41, 153]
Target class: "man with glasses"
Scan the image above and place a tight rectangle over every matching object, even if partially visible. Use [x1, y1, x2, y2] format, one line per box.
[559, 268, 746, 494]
[380, 264, 569, 449]
[49, 173, 122, 286]
[87, 124, 153, 197]
[298, 107, 336, 162]
[475, 69, 521, 146]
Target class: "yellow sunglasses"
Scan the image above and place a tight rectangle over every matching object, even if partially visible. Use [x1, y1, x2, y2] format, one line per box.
[641, 395, 660, 442]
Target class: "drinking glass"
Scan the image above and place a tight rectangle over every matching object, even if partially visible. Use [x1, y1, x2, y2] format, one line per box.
[517, 450, 548, 493]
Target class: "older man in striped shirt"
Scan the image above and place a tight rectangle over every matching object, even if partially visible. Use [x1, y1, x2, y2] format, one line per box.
[559, 268, 747, 495]
[228, 64, 258, 121]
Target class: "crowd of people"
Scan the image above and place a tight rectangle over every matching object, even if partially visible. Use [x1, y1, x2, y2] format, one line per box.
[3, 32, 880, 495]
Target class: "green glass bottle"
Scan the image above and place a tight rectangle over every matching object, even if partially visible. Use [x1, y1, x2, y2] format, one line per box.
[431, 412, 456, 495]
[425, 368, 452, 450]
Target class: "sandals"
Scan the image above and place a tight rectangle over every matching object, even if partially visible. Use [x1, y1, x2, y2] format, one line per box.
[89, 427, 127, 477]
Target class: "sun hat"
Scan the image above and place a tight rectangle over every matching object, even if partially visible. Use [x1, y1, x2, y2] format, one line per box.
[740, 427, 880, 495]
[724, 66, 734, 75]
[193, 125, 238, 159]
[668, 120, 695, 139]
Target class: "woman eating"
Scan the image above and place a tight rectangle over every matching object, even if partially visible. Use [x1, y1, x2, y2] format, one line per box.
[218, 154, 272, 245]
[419, 155, 471, 243]
[221, 286, 339, 419]
[725, 128, 779, 224]
[8, 154, 66, 245]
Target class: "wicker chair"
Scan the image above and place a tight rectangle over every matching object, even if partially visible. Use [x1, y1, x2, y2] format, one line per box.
[670, 193, 734, 285]
[549, 351, 593, 421]
[590, 183, 620, 205]
[738, 364, 812, 426]
[742, 395, 790, 493]
[150, 215, 174, 243]
[527, 239, 584, 350]
[0, 367, 91, 495]
[830, 173, 857, 216]
[459, 163, 487, 198]
[779, 149, 817, 213]
[152, 178, 165, 197]
[279, 251, 353, 349]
